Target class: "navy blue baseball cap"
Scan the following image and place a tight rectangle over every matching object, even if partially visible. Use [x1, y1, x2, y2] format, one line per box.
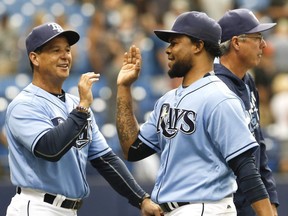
[218, 8, 276, 42]
[154, 11, 221, 44]
[25, 22, 80, 54]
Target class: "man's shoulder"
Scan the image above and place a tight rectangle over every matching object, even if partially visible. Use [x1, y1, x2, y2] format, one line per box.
[204, 75, 243, 104]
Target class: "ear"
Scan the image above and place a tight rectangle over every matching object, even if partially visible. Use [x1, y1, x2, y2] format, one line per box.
[231, 36, 241, 51]
[194, 40, 204, 54]
[29, 52, 39, 67]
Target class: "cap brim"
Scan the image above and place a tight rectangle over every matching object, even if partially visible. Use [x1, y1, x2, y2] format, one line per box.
[246, 23, 277, 33]
[154, 30, 184, 42]
[60, 30, 80, 46]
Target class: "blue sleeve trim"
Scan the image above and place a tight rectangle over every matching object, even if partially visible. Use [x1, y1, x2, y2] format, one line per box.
[138, 133, 161, 152]
[226, 142, 258, 162]
[88, 147, 111, 161]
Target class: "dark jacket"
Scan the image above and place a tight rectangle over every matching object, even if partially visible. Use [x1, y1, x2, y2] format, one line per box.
[214, 63, 279, 215]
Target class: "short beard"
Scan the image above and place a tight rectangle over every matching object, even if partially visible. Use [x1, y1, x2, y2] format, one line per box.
[168, 60, 192, 78]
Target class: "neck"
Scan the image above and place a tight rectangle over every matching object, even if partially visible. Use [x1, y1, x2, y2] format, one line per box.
[220, 55, 247, 79]
[182, 61, 213, 86]
[32, 77, 63, 94]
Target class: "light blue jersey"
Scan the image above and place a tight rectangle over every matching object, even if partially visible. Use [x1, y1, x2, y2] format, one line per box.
[5, 83, 111, 199]
[138, 75, 258, 204]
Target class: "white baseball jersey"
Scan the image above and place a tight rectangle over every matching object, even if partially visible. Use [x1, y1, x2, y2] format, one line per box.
[138, 75, 258, 204]
[5, 83, 111, 199]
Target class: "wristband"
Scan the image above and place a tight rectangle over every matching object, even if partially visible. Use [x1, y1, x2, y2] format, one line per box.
[76, 105, 90, 114]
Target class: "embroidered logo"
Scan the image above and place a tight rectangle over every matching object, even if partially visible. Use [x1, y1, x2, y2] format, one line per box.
[48, 23, 63, 33]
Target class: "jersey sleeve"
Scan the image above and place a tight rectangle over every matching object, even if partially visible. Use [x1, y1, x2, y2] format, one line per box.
[207, 98, 259, 162]
[6, 102, 54, 153]
[87, 112, 112, 160]
[138, 101, 162, 153]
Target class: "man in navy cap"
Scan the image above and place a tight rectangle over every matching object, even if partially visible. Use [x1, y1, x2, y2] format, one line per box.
[115, 11, 274, 215]
[215, 8, 279, 216]
[5, 22, 163, 216]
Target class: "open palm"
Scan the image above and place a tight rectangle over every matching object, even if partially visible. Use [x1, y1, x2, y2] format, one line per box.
[117, 45, 142, 86]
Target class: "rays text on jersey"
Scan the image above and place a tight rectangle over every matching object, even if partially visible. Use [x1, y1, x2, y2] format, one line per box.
[156, 103, 196, 138]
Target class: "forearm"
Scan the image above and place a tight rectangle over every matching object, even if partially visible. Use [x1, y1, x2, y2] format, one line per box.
[34, 109, 88, 161]
[90, 151, 148, 208]
[228, 150, 272, 214]
[259, 142, 279, 206]
[116, 85, 140, 159]
[128, 138, 156, 161]
[271, 203, 278, 216]
[251, 198, 273, 216]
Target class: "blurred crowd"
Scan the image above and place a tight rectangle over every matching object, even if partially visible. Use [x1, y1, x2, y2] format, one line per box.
[0, 0, 288, 182]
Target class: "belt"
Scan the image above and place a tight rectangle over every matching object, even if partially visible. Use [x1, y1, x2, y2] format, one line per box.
[160, 201, 193, 212]
[17, 187, 82, 210]
[160, 194, 233, 212]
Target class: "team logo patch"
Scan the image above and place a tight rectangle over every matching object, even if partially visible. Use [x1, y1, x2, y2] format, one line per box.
[51, 117, 91, 149]
[75, 123, 91, 149]
[51, 117, 65, 126]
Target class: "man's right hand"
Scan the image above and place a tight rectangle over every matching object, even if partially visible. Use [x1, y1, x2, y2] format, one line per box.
[141, 198, 164, 216]
[77, 72, 100, 108]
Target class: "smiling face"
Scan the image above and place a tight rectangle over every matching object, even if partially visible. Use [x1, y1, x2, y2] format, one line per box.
[30, 35, 73, 91]
[38, 36, 72, 78]
[166, 35, 194, 78]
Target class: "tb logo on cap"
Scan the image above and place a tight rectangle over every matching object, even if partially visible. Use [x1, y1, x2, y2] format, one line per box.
[48, 23, 64, 33]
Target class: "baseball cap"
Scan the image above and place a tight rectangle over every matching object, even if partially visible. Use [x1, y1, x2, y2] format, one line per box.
[154, 11, 221, 44]
[218, 8, 277, 42]
[25, 22, 80, 54]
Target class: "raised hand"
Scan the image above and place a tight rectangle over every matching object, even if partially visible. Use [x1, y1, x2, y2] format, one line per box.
[117, 45, 142, 87]
[78, 72, 100, 108]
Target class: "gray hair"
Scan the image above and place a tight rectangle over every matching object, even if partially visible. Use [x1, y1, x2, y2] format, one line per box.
[220, 40, 231, 56]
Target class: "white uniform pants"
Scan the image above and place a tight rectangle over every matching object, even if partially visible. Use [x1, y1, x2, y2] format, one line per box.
[164, 197, 236, 216]
[6, 189, 77, 216]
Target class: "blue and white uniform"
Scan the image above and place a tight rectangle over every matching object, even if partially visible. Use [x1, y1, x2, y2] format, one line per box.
[5, 83, 148, 215]
[138, 75, 258, 204]
[6, 83, 111, 198]
[5, 21, 150, 216]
